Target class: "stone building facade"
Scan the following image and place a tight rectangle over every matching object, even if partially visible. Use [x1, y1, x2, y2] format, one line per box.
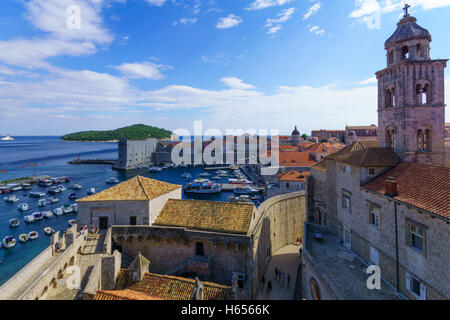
[114, 138, 158, 170]
[303, 12, 450, 300]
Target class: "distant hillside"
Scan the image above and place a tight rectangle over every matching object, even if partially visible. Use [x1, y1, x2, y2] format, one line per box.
[62, 124, 172, 141]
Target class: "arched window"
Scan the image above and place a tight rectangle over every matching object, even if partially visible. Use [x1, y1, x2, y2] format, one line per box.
[424, 129, 432, 152]
[388, 51, 394, 64]
[386, 128, 396, 149]
[385, 87, 395, 108]
[416, 44, 423, 58]
[417, 129, 432, 152]
[401, 46, 409, 60]
[416, 81, 432, 105]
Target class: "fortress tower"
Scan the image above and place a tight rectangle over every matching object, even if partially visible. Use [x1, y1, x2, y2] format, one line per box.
[376, 7, 447, 166]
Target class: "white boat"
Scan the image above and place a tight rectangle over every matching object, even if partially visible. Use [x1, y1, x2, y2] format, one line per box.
[19, 234, 28, 243]
[68, 219, 76, 227]
[70, 184, 82, 190]
[9, 218, 19, 228]
[24, 215, 35, 223]
[181, 172, 192, 179]
[38, 198, 47, 207]
[62, 205, 74, 214]
[18, 203, 29, 211]
[71, 203, 78, 213]
[44, 227, 55, 235]
[48, 197, 59, 204]
[233, 186, 259, 195]
[22, 183, 32, 190]
[3, 236, 16, 248]
[29, 191, 46, 198]
[199, 172, 211, 177]
[212, 176, 222, 180]
[11, 185, 22, 192]
[32, 212, 43, 221]
[87, 187, 96, 195]
[106, 177, 119, 184]
[0, 135, 14, 141]
[48, 187, 61, 194]
[28, 231, 38, 240]
[54, 207, 63, 216]
[42, 211, 53, 219]
[57, 185, 66, 192]
[4, 195, 19, 202]
[183, 179, 222, 194]
[148, 167, 162, 173]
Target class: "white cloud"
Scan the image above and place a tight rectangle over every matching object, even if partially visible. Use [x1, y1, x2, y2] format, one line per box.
[113, 62, 169, 80]
[220, 77, 256, 90]
[145, 0, 167, 6]
[308, 25, 325, 35]
[246, 0, 293, 11]
[303, 2, 321, 20]
[265, 7, 295, 35]
[173, 17, 198, 26]
[358, 77, 377, 85]
[350, 0, 450, 21]
[216, 14, 242, 29]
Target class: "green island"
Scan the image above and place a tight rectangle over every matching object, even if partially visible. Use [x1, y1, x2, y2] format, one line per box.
[61, 124, 172, 142]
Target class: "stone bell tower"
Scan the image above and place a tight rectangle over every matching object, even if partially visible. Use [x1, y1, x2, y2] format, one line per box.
[376, 5, 447, 166]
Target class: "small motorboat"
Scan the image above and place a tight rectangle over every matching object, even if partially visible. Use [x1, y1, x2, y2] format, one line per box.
[9, 218, 19, 228]
[28, 231, 38, 240]
[38, 198, 47, 207]
[29, 191, 46, 198]
[48, 197, 59, 204]
[69, 193, 77, 200]
[19, 234, 29, 243]
[44, 227, 55, 235]
[87, 188, 96, 195]
[11, 185, 23, 192]
[48, 187, 61, 194]
[70, 184, 82, 190]
[2, 236, 16, 248]
[71, 203, 78, 213]
[22, 183, 32, 190]
[212, 176, 222, 180]
[24, 215, 35, 223]
[57, 185, 66, 192]
[17, 203, 29, 211]
[233, 186, 259, 194]
[148, 167, 162, 173]
[32, 212, 43, 221]
[181, 172, 192, 179]
[62, 205, 74, 214]
[199, 172, 211, 177]
[68, 219, 76, 227]
[106, 177, 119, 184]
[4, 195, 19, 202]
[42, 211, 53, 219]
[54, 207, 63, 216]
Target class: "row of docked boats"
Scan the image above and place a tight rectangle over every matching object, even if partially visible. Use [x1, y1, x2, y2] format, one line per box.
[183, 178, 222, 194]
[10, 204, 78, 226]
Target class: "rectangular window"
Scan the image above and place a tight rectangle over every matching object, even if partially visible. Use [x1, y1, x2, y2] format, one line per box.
[406, 273, 427, 300]
[370, 247, 379, 265]
[368, 204, 380, 228]
[408, 224, 424, 252]
[343, 165, 351, 174]
[368, 168, 375, 176]
[129, 216, 137, 225]
[342, 190, 351, 212]
[344, 227, 351, 249]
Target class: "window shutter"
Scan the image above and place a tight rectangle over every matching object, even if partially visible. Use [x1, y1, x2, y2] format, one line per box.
[406, 273, 411, 291]
[420, 283, 427, 300]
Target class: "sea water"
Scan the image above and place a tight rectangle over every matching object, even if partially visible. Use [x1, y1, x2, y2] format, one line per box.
[0, 136, 238, 285]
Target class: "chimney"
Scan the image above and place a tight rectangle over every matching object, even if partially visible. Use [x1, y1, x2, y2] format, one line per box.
[385, 176, 398, 198]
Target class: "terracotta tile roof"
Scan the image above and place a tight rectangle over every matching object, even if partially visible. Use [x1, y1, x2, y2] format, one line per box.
[128, 273, 232, 300]
[306, 142, 346, 153]
[363, 162, 450, 219]
[311, 160, 327, 172]
[279, 145, 300, 151]
[333, 147, 400, 167]
[277, 170, 310, 182]
[154, 199, 254, 234]
[94, 289, 162, 300]
[77, 176, 181, 202]
[279, 151, 316, 167]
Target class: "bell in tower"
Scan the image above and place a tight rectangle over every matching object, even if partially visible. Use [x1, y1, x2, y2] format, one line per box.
[376, 6, 448, 166]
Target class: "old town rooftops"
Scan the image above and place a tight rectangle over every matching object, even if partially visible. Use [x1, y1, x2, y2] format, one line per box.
[154, 199, 254, 235]
[332, 147, 401, 167]
[277, 170, 311, 182]
[77, 176, 181, 202]
[363, 161, 450, 219]
[94, 273, 232, 300]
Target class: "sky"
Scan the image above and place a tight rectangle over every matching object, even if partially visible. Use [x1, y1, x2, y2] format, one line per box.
[0, 0, 449, 136]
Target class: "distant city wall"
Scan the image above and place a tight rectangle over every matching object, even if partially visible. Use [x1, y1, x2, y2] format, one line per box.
[114, 138, 158, 170]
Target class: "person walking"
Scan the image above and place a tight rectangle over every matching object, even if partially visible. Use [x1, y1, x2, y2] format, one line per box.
[267, 280, 272, 292]
[287, 274, 291, 288]
[274, 267, 278, 280]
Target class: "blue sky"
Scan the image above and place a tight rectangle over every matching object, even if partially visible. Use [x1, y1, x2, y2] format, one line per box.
[0, 0, 449, 136]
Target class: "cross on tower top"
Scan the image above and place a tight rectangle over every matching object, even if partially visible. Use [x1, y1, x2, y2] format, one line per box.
[403, 2, 411, 16]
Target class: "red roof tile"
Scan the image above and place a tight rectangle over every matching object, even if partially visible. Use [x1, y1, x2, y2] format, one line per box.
[363, 162, 450, 219]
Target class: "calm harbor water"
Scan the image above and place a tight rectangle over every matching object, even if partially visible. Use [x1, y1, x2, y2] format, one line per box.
[0, 136, 245, 285]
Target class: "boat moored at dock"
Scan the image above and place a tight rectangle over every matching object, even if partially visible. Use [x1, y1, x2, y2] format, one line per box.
[44, 227, 55, 235]
[32, 212, 43, 221]
[42, 211, 53, 219]
[17, 203, 29, 211]
[18, 234, 28, 243]
[4, 195, 19, 203]
[9, 218, 19, 228]
[2, 236, 16, 248]
[28, 231, 38, 240]
[183, 179, 222, 194]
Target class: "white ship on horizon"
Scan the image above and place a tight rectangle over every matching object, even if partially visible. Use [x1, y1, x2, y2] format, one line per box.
[0, 134, 14, 141]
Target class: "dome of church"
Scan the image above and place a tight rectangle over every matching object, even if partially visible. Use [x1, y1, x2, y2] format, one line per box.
[291, 126, 300, 136]
[385, 15, 431, 49]
[348, 130, 356, 137]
